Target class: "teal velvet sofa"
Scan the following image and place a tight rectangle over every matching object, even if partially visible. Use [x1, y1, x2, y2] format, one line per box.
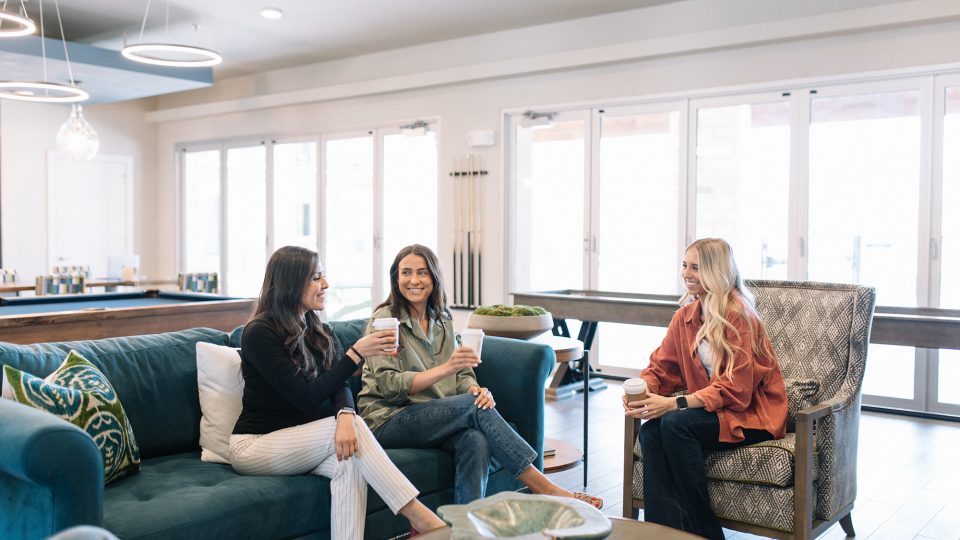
[0, 320, 554, 540]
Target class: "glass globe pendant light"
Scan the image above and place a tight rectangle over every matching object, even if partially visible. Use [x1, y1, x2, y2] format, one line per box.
[56, 104, 99, 161]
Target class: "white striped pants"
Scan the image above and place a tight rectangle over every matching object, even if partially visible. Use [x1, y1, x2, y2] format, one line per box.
[229, 414, 419, 540]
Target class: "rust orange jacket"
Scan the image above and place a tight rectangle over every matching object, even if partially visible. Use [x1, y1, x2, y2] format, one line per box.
[640, 297, 788, 443]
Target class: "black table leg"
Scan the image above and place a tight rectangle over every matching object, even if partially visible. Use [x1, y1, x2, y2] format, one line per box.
[583, 349, 589, 489]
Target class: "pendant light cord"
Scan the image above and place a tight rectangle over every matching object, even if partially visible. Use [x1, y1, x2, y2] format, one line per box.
[137, 0, 151, 44]
[54, 0, 76, 87]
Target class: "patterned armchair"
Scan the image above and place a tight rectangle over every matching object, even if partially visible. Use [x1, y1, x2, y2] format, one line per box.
[622, 280, 876, 540]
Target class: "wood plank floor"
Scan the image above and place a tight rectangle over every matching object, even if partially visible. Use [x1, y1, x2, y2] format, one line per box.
[543, 379, 960, 540]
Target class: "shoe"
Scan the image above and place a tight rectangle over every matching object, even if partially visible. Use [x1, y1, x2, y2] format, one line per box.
[572, 491, 603, 509]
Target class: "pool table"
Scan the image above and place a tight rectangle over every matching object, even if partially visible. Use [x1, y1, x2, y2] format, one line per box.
[0, 290, 255, 344]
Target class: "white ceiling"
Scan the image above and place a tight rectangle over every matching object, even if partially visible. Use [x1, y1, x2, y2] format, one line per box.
[14, 0, 677, 79]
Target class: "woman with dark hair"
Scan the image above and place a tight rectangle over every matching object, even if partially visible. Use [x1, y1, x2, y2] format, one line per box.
[358, 244, 602, 507]
[229, 246, 445, 540]
[624, 238, 788, 539]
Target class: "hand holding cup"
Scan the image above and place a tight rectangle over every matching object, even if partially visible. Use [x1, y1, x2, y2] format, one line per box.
[371, 317, 400, 355]
[622, 378, 648, 410]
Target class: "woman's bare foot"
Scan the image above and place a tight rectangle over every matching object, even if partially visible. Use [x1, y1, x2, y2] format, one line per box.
[516, 465, 603, 507]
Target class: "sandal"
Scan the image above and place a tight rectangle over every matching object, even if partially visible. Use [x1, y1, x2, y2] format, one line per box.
[572, 491, 603, 509]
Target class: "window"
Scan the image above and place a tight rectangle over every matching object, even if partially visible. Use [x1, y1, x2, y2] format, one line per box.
[381, 130, 439, 295]
[510, 113, 588, 293]
[323, 134, 375, 320]
[807, 89, 921, 307]
[179, 121, 438, 306]
[225, 145, 267, 298]
[507, 72, 957, 416]
[182, 149, 221, 275]
[694, 97, 791, 279]
[273, 141, 318, 250]
[322, 125, 439, 319]
[596, 106, 684, 374]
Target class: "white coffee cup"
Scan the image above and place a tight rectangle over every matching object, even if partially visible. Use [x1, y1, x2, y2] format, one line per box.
[459, 328, 484, 360]
[372, 317, 400, 351]
[623, 378, 648, 407]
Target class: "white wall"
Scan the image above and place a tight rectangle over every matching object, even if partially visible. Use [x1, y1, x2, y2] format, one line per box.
[0, 99, 157, 279]
[150, 0, 960, 305]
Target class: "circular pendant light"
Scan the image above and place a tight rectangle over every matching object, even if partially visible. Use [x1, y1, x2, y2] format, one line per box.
[0, 81, 89, 102]
[121, 43, 222, 67]
[0, 0, 89, 104]
[0, 10, 37, 37]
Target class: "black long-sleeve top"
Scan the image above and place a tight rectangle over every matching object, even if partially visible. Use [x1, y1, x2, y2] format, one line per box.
[232, 318, 359, 435]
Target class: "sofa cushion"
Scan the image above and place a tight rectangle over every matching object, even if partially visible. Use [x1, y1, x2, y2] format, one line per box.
[633, 432, 817, 488]
[2, 350, 140, 484]
[104, 448, 463, 539]
[196, 342, 244, 464]
[0, 328, 231, 459]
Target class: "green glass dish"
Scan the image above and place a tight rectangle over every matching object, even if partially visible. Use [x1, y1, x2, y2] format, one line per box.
[438, 492, 612, 539]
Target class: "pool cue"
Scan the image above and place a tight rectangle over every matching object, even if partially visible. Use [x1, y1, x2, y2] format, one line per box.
[457, 158, 467, 306]
[474, 155, 483, 306]
[451, 158, 460, 306]
[466, 155, 474, 308]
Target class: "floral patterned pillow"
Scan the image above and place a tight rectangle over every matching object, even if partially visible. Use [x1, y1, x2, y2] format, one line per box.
[2, 350, 141, 484]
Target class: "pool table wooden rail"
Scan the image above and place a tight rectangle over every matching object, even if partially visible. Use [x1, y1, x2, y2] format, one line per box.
[0, 298, 255, 344]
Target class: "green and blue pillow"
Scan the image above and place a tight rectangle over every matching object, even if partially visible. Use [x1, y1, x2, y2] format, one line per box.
[1, 350, 141, 484]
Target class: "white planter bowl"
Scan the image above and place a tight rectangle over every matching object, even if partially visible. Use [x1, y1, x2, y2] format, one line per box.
[466, 312, 553, 340]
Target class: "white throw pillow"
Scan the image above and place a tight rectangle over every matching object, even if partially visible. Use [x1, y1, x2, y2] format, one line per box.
[196, 342, 244, 464]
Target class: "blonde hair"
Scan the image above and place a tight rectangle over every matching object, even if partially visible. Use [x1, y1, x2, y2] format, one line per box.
[680, 238, 773, 381]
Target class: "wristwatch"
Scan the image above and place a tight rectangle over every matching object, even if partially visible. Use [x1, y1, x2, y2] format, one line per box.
[336, 407, 356, 418]
[676, 396, 688, 411]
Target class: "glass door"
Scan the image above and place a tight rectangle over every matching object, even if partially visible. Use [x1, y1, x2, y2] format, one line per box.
[932, 77, 960, 415]
[593, 104, 684, 375]
[224, 144, 267, 297]
[806, 81, 923, 410]
[273, 139, 318, 251]
[322, 132, 376, 320]
[692, 94, 792, 280]
[509, 111, 590, 293]
[181, 147, 222, 275]
[380, 127, 439, 295]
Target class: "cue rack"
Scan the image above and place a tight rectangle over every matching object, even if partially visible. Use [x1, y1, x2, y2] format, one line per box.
[449, 155, 487, 309]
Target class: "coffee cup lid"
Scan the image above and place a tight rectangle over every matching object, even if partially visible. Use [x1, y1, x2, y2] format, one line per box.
[623, 378, 647, 392]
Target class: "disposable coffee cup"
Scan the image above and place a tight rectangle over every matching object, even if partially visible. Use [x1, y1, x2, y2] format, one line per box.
[459, 328, 484, 360]
[372, 317, 400, 350]
[623, 378, 648, 407]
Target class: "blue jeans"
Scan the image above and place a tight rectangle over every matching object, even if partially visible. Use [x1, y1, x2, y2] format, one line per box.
[374, 393, 538, 504]
[640, 408, 774, 540]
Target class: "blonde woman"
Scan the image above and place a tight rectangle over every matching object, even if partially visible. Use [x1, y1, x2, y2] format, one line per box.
[623, 238, 787, 540]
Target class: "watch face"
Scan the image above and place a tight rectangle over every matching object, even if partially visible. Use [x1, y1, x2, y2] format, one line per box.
[676, 396, 688, 410]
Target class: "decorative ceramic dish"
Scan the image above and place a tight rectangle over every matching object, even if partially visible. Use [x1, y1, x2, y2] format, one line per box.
[467, 312, 553, 340]
[437, 492, 612, 539]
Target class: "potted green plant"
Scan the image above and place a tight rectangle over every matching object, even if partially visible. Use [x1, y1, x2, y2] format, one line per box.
[467, 304, 554, 340]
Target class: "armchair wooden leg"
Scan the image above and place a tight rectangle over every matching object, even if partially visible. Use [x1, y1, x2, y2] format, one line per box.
[839, 513, 855, 537]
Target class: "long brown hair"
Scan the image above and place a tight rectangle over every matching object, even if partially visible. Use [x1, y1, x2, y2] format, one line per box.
[376, 244, 451, 346]
[251, 246, 336, 377]
[681, 238, 775, 381]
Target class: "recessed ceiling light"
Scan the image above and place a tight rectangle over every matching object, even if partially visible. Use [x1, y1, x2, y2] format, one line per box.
[260, 7, 283, 20]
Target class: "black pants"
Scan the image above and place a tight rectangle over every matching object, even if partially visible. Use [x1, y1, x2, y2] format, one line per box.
[639, 408, 773, 540]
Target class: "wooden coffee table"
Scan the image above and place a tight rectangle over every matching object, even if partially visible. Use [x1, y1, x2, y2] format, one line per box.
[418, 516, 703, 539]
